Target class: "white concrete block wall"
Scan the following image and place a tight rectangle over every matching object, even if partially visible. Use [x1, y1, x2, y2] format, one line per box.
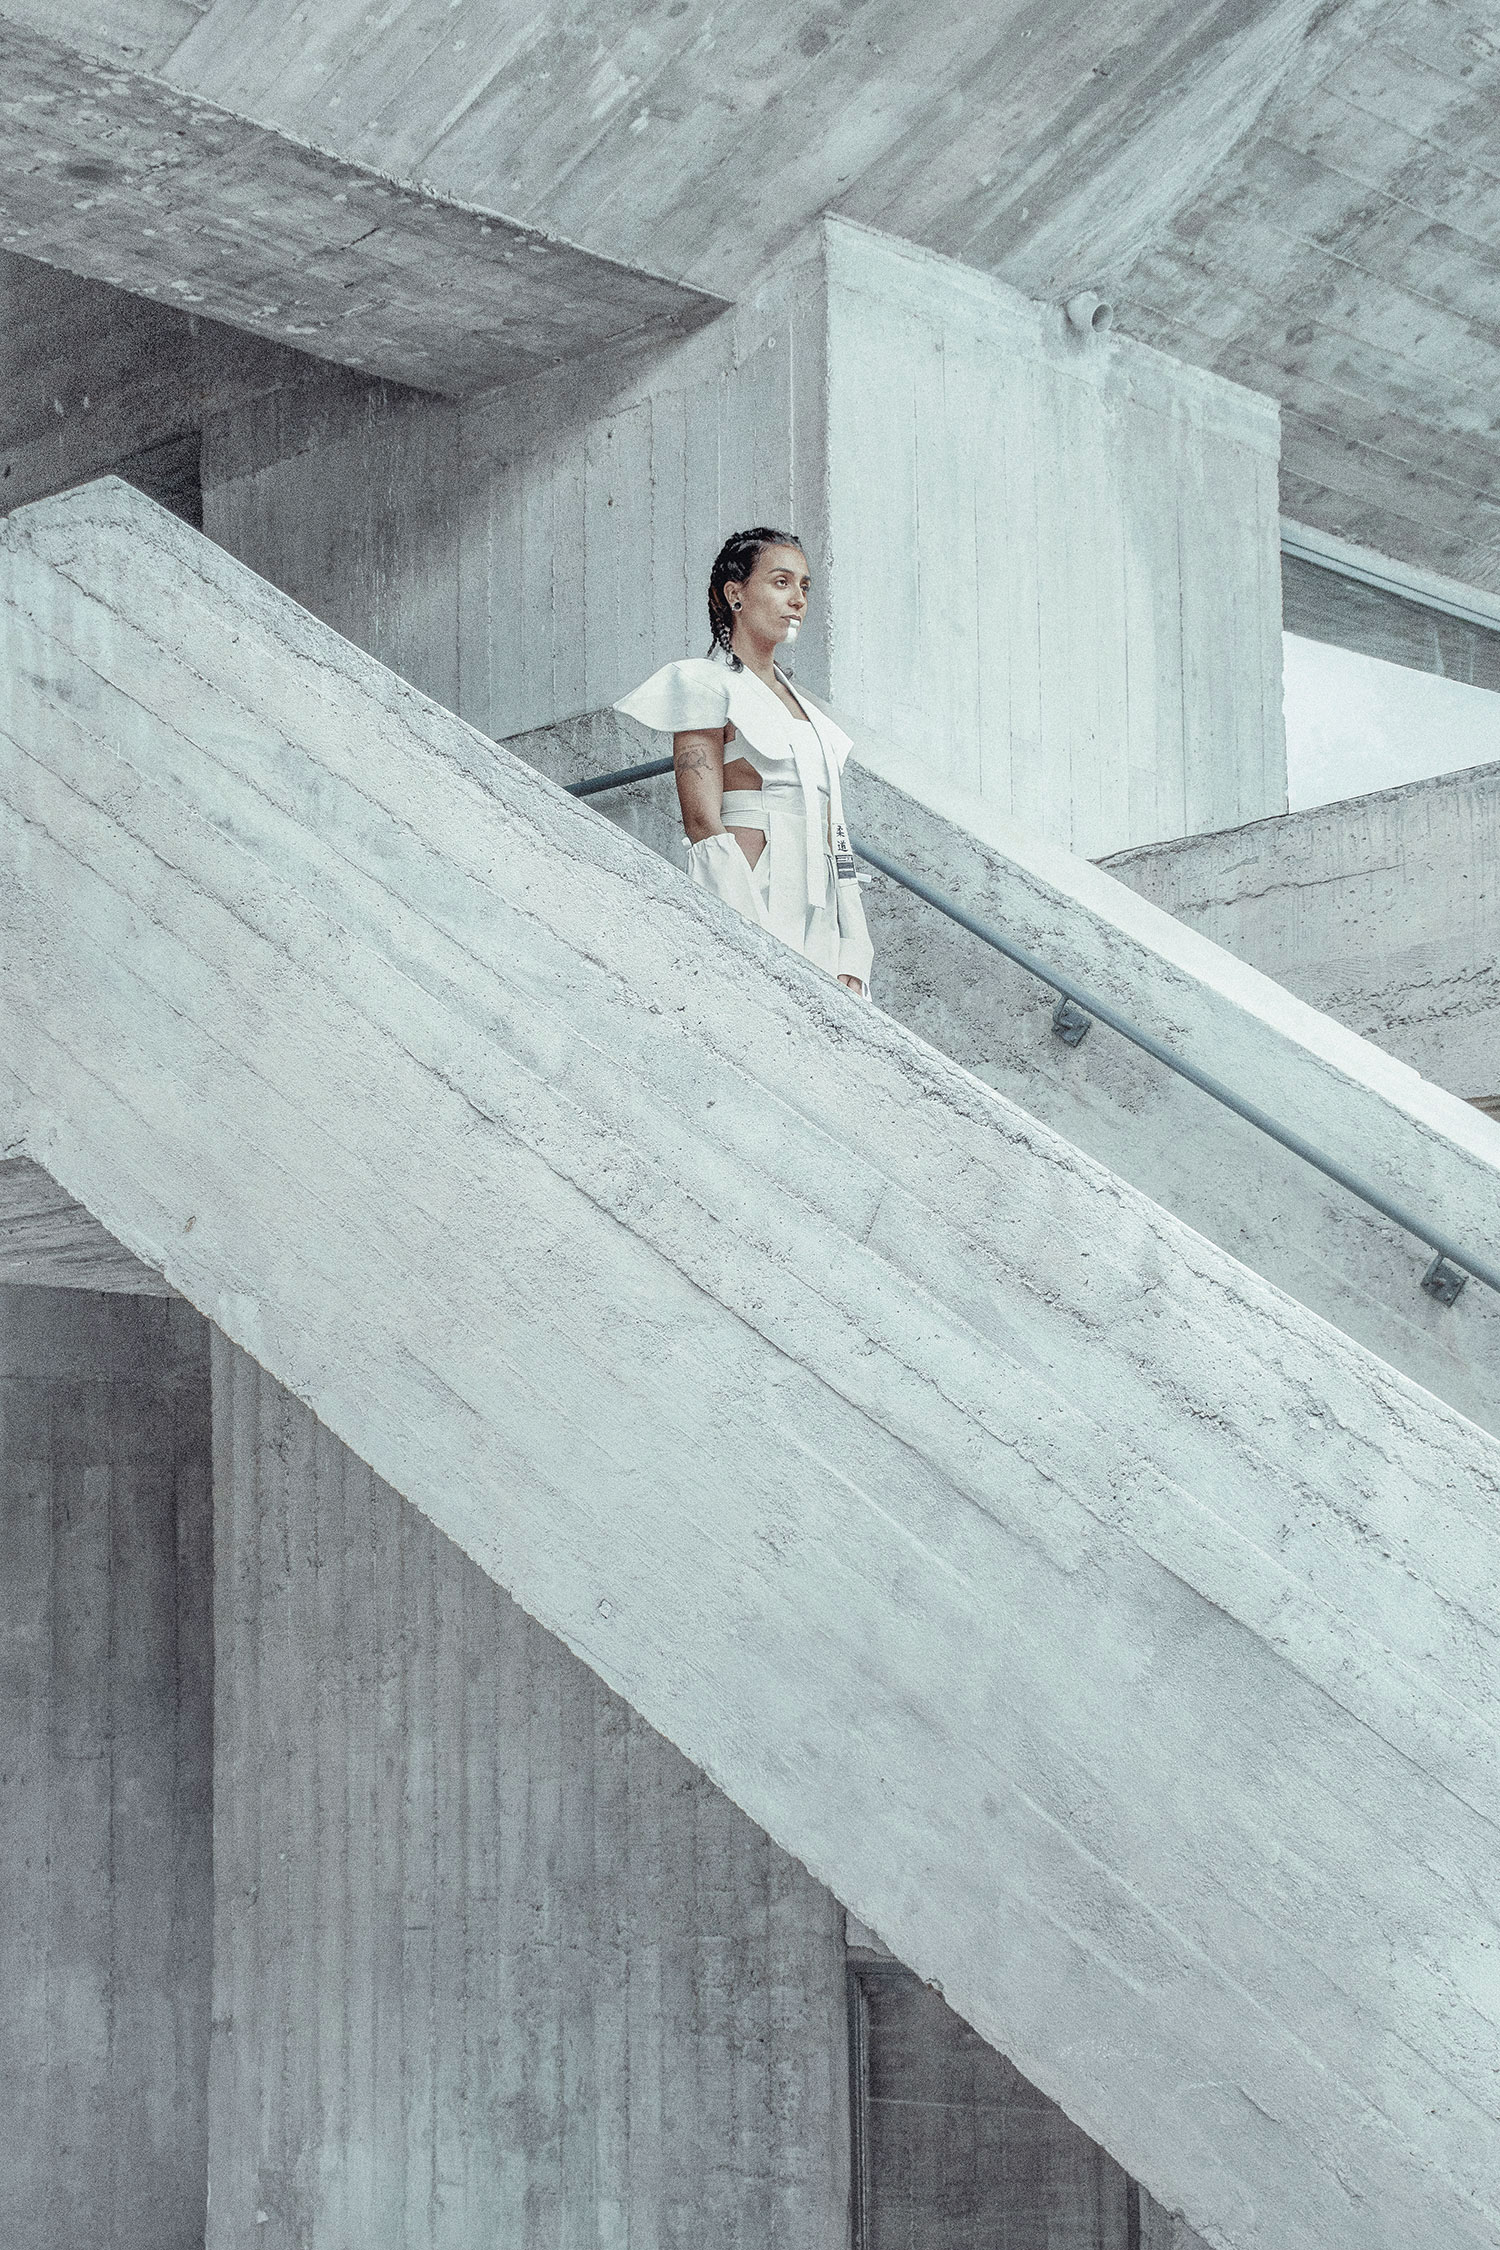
[3, 482, 1498, 2250]
[822, 222, 1286, 856]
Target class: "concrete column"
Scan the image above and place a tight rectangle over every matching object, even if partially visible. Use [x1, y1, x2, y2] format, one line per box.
[820, 221, 1286, 856]
[208, 1333, 849, 2250]
[0, 1284, 212, 2250]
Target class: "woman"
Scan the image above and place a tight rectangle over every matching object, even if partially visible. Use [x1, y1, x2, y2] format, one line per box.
[614, 527, 874, 996]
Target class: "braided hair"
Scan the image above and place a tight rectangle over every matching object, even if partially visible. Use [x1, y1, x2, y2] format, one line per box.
[706, 526, 804, 666]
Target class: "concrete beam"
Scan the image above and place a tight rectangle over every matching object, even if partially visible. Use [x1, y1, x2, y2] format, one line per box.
[4, 480, 1499, 2250]
[0, 18, 724, 396]
[0, 249, 374, 521]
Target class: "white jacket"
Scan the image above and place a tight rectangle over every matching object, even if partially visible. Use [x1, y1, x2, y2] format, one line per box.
[615, 652, 873, 987]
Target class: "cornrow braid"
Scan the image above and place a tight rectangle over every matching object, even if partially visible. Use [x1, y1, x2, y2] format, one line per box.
[706, 525, 802, 666]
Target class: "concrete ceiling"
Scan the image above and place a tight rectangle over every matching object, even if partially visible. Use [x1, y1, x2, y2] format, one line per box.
[0, 19, 724, 394]
[3, 0, 1498, 585]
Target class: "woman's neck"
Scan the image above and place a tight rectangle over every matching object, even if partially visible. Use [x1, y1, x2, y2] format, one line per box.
[729, 626, 781, 687]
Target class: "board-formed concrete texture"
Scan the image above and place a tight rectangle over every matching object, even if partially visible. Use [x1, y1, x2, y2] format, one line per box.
[4, 479, 1500, 2250]
[508, 705, 1500, 1442]
[0, 1284, 212, 2250]
[211, 1339, 848, 2250]
[0, 19, 724, 395]
[0, 250, 350, 523]
[0, 1155, 175, 1292]
[817, 225, 1286, 853]
[1104, 761, 1500, 1103]
[205, 218, 1285, 863]
[10, 0, 1500, 586]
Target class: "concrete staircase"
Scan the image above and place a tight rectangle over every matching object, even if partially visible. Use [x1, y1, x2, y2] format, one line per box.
[3, 479, 1497, 2250]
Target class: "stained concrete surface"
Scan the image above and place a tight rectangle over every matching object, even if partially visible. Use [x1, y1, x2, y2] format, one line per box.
[0, 1284, 212, 2250]
[5, 480, 1500, 2250]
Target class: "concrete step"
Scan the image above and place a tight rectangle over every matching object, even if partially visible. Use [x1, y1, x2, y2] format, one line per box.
[2, 478, 1496, 2250]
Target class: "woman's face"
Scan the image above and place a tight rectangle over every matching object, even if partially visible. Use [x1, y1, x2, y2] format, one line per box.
[729, 544, 811, 647]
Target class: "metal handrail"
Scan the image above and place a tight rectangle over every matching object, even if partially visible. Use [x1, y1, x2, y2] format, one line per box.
[566, 759, 1498, 1302]
[569, 754, 675, 798]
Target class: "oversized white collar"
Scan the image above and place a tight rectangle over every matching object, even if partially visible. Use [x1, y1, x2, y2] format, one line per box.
[719, 659, 853, 776]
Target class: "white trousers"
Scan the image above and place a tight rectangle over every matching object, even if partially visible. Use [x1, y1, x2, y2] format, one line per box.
[685, 786, 874, 989]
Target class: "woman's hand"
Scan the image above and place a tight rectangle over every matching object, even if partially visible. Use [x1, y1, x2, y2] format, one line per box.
[838, 974, 869, 998]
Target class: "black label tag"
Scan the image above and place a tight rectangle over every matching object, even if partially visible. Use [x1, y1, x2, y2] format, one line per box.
[833, 824, 857, 884]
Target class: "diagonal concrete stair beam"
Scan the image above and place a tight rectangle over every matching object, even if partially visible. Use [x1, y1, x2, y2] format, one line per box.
[506, 704, 1500, 1437]
[2, 479, 1497, 2250]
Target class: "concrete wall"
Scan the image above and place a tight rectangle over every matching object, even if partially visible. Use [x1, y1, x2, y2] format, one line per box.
[454, 247, 832, 740]
[203, 373, 462, 711]
[1104, 759, 1500, 1103]
[0, 1283, 212, 2250]
[203, 218, 1283, 859]
[201, 241, 831, 730]
[850, 1952, 1206, 2250]
[851, 1958, 1135, 2249]
[210, 1334, 847, 2249]
[6, 482, 1500, 2250]
[821, 224, 1287, 855]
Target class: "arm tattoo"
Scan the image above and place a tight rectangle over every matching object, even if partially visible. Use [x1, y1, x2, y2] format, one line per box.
[675, 741, 716, 779]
